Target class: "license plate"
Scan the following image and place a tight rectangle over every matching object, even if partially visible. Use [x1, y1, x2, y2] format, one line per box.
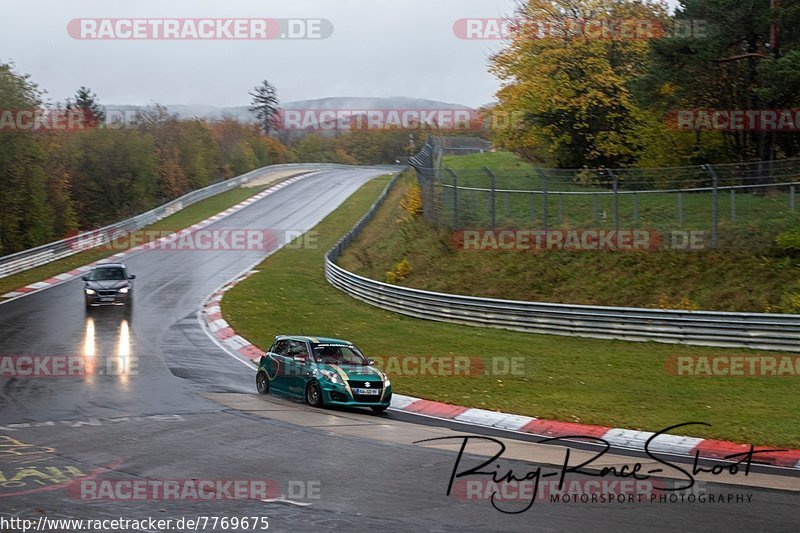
[354, 388, 380, 396]
[100, 297, 115, 302]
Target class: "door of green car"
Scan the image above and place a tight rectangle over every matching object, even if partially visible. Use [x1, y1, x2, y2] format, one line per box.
[284, 339, 311, 397]
[266, 339, 290, 393]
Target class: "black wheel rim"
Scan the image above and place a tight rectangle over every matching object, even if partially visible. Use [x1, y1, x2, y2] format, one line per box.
[308, 384, 319, 405]
[257, 374, 267, 393]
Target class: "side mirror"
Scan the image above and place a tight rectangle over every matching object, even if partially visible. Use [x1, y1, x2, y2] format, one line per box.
[81, 276, 88, 281]
[128, 274, 136, 279]
[367, 359, 375, 366]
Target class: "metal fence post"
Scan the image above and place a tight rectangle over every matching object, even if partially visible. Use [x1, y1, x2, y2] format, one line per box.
[791, 185, 796, 212]
[482, 167, 496, 229]
[593, 193, 599, 225]
[559, 193, 564, 225]
[535, 168, 548, 232]
[608, 169, 620, 236]
[678, 191, 683, 226]
[529, 188, 536, 222]
[730, 189, 736, 221]
[504, 192, 510, 222]
[633, 191, 639, 224]
[445, 167, 458, 229]
[704, 164, 719, 248]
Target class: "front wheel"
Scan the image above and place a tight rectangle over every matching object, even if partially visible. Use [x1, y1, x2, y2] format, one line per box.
[306, 381, 323, 408]
[256, 372, 269, 395]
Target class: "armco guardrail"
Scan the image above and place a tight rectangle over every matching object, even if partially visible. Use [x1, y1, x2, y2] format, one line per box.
[0, 163, 396, 280]
[325, 174, 800, 352]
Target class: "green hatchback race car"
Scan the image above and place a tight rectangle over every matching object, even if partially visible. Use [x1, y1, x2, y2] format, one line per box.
[256, 336, 392, 413]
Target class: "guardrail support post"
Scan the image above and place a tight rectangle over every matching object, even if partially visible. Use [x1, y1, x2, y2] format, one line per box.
[703, 164, 719, 248]
[482, 167, 496, 229]
[633, 191, 639, 225]
[559, 193, 564, 224]
[593, 193, 599, 225]
[791, 185, 796, 212]
[730, 189, 736, 221]
[678, 191, 683, 226]
[445, 167, 458, 229]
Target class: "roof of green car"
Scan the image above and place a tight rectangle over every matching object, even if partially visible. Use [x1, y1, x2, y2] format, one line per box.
[275, 335, 353, 345]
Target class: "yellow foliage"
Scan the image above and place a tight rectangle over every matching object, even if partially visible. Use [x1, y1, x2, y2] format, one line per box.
[385, 258, 412, 283]
[400, 184, 423, 219]
[395, 259, 412, 279]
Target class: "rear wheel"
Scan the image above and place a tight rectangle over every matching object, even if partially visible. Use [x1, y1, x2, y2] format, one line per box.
[256, 372, 269, 394]
[306, 381, 323, 408]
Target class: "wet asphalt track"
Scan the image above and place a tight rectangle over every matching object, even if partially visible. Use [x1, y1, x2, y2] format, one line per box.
[0, 167, 796, 532]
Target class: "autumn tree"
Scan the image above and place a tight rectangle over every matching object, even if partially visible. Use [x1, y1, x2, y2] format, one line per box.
[489, 0, 668, 169]
[0, 63, 55, 253]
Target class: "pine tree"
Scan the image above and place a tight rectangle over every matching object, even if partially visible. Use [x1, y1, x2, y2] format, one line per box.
[249, 80, 281, 135]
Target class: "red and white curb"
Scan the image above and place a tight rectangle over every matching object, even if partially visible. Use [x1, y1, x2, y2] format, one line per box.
[0, 172, 316, 303]
[200, 276, 800, 472]
[201, 270, 268, 364]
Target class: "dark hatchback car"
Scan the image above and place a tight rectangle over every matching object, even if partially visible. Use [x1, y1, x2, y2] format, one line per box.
[82, 263, 135, 309]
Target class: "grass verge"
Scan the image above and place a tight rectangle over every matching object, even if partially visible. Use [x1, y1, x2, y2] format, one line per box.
[0, 179, 286, 296]
[223, 174, 800, 448]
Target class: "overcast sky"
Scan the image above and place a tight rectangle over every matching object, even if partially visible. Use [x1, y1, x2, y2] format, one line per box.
[2, 0, 678, 109]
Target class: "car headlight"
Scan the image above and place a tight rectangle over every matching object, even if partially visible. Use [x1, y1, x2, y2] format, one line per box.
[320, 370, 341, 384]
[85, 289, 96, 295]
[119, 287, 129, 294]
[384, 379, 391, 388]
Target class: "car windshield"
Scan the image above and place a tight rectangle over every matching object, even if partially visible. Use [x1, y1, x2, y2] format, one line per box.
[312, 344, 367, 365]
[87, 267, 126, 281]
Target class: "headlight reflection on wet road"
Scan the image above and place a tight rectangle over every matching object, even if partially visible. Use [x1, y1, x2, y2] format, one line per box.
[81, 316, 133, 384]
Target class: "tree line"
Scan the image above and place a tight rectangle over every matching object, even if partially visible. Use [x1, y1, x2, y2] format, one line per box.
[0, 67, 422, 256]
[490, 0, 800, 169]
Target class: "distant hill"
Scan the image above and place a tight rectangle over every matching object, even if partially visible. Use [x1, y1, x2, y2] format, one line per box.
[104, 97, 475, 123]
